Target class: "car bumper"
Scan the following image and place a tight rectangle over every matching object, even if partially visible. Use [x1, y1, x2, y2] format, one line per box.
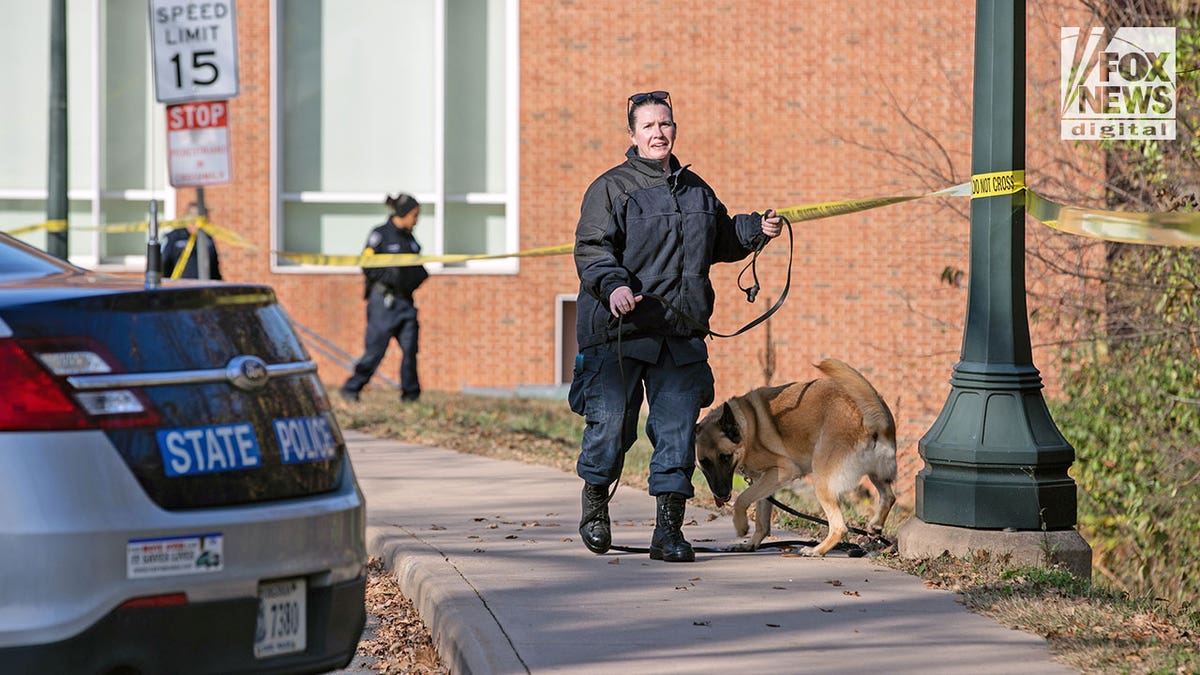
[0, 574, 366, 674]
[0, 430, 367, 667]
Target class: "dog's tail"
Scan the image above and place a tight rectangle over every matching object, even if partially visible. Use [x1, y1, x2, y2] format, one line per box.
[814, 358, 896, 442]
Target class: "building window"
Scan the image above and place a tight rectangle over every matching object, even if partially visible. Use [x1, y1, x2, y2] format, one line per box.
[0, 1, 171, 268]
[272, 0, 519, 275]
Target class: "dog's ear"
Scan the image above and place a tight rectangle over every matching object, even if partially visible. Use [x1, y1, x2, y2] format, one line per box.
[718, 402, 741, 444]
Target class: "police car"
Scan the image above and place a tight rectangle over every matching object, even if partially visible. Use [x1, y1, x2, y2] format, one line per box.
[0, 232, 366, 673]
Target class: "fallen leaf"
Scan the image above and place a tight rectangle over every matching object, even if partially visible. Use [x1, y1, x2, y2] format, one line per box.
[505, 534, 518, 539]
[843, 591, 860, 597]
[826, 579, 843, 587]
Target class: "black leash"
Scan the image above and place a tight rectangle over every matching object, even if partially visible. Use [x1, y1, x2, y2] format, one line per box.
[597, 492, 892, 558]
[608, 538, 869, 557]
[635, 215, 793, 340]
[766, 495, 894, 549]
[597, 487, 892, 557]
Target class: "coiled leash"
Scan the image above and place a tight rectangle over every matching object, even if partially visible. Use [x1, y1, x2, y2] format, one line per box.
[635, 214, 793, 339]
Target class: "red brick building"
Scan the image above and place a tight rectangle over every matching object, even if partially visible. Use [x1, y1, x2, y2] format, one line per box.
[4, 1, 1101, 505]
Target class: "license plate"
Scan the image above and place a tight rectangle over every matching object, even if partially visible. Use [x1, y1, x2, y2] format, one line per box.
[255, 578, 307, 659]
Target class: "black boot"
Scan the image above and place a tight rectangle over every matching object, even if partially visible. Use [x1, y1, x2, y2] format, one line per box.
[579, 482, 612, 554]
[650, 493, 695, 562]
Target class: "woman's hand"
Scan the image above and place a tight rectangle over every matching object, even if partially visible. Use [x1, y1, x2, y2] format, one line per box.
[761, 209, 783, 239]
[608, 286, 643, 318]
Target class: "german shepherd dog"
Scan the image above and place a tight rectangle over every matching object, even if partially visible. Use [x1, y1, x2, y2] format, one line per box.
[694, 359, 897, 556]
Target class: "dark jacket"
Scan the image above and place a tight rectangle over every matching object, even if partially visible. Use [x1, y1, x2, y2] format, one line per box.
[362, 222, 429, 300]
[574, 147, 763, 351]
[161, 227, 222, 280]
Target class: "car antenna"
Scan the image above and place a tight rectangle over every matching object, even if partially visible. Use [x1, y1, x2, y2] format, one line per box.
[145, 200, 162, 289]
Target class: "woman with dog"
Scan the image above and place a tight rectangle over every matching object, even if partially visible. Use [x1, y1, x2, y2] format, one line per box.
[569, 90, 783, 562]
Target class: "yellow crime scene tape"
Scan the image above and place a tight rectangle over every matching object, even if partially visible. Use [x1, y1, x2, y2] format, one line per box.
[968, 169, 1200, 246]
[4, 219, 68, 236]
[971, 169, 1025, 198]
[2, 216, 254, 248]
[275, 174, 1200, 269]
[8, 172, 1200, 270]
[1026, 189, 1200, 246]
[164, 217, 257, 279]
[275, 243, 574, 268]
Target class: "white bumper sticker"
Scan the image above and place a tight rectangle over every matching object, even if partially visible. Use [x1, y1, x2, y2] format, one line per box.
[127, 533, 223, 579]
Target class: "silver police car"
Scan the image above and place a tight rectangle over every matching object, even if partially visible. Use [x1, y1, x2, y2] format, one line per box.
[0, 232, 366, 673]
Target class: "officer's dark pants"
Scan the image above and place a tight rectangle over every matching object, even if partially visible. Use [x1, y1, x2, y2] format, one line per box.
[572, 346, 714, 496]
[343, 287, 420, 400]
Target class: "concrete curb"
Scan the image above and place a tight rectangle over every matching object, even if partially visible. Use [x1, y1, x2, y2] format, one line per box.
[368, 525, 526, 675]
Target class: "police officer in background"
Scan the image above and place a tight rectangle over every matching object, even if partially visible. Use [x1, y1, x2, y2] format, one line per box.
[339, 193, 429, 403]
[162, 202, 222, 280]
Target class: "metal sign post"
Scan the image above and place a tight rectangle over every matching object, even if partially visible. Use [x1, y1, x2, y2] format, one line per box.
[149, 1, 239, 281]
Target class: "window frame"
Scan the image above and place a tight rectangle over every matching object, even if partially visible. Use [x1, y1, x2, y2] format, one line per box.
[0, 0, 176, 270]
[268, 0, 521, 277]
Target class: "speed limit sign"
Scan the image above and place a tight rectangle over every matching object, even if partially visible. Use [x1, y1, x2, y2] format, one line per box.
[149, 0, 239, 104]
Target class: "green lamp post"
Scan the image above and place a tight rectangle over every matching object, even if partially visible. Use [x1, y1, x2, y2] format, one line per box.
[914, 0, 1078, 531]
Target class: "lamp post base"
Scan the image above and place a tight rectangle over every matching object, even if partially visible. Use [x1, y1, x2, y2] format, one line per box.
[897, 517, 1093, 580]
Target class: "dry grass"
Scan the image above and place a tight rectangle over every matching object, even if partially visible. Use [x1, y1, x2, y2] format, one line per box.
[335, 388, 1199, 674]
[355, 558, 447, 674]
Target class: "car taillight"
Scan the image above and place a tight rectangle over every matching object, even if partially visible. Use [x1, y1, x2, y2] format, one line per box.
[0, 337, 161, 431]
[118, 593, 188, 609]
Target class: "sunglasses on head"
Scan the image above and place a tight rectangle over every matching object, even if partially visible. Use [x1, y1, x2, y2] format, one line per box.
[627, 90, 671, 109]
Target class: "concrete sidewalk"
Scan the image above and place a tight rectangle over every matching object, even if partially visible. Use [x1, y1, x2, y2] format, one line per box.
[348, 431, 1075, 674]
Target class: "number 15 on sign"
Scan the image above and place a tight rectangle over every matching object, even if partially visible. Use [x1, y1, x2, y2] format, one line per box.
[149, 0, 240, 104]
